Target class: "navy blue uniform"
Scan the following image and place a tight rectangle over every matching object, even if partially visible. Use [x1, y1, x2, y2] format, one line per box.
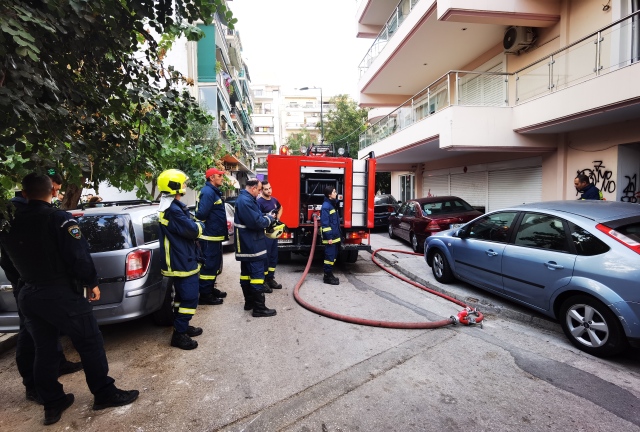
[257, 196, 281, 281]
[320, 197, 341, 273]
[159, 199, 203, 333]
[578, 183, 602, 200]
[195, 182, 227, 297]
[0, 200, 117, 410]
[234, 189, 273, 296]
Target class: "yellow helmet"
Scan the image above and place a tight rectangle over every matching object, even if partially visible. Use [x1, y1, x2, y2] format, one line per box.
[158, 169, 188, 195]
[265, 222, 286, 239]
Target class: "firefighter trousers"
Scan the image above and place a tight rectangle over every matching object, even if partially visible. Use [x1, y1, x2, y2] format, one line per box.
[264, 237, 278, 280]
[199, 240, 222, 296]
[323, 243, 338, 274]
[173, 273, 199, 333]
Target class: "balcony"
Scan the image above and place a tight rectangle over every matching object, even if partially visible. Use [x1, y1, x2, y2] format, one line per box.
[359, 10, 640, 158]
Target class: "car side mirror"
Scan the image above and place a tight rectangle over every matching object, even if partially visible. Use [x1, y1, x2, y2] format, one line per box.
[456, 228, 469, 238]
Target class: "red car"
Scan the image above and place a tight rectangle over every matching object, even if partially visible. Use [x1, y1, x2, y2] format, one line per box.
[388, 196, 482, 252]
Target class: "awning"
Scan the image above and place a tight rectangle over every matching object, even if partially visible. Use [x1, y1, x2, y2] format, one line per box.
[225, 174, 240, 189]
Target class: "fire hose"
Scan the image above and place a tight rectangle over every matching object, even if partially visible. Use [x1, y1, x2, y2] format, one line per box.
[292, 216, 484, 329]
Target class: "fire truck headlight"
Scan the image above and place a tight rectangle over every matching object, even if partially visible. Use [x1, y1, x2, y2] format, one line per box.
[300, 145, 308, 154]
[337, 147, 345, 155]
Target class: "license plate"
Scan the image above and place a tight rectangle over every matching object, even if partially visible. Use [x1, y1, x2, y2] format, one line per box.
[450, 223, 464, 229]
[278, 239, 293, 244]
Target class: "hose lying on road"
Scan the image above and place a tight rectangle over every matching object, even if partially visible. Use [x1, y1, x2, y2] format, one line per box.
[292, 216, 484, 329]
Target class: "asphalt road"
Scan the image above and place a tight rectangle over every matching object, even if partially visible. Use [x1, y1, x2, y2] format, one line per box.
[0, 232, 639, 431]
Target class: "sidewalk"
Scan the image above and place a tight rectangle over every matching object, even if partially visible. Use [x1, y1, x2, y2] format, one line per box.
[0, 332, 16, 354]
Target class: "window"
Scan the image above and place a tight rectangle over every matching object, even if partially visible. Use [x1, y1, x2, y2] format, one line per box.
[569, 222, 610, 256]
[514, 213, 569, 252]
[77, 215, 135, 253]
[400, 174, 415, 202]
[142, 214, 160, 244]
[466, 212, 517, 243]
[398, 203, 410, 216]
[422, 199, 473, 216]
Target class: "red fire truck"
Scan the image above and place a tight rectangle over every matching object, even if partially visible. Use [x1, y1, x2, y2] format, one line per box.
[266, 146, 376, 263]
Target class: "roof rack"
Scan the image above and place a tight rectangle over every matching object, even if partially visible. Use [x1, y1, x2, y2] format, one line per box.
[80, 199, 153, 210]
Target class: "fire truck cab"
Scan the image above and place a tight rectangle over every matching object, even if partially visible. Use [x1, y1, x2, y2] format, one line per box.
[266, 147, 376, 263]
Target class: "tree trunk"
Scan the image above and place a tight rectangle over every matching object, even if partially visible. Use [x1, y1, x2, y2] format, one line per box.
[62, 184, 82, 210]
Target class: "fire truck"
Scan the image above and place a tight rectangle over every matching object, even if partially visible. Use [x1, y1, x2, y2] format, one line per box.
[266, 145, 377, 263]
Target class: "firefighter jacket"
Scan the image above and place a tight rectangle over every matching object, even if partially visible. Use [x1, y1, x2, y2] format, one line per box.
[320, 197, 341, 244]
[159, 199, 203, 277]
[195, 182, 228, 241]
[234, 189, 273, 262]
[578, 183, 603, 200]
[0, 200, 98, 288]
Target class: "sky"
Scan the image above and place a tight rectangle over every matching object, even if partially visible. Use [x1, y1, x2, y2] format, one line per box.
[228, 0, 372, 100]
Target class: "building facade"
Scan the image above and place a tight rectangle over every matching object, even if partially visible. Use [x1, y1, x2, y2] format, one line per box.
[280, 90, 335, 151]
[356, 0, 640, 210]
[251, 84, 282, 178]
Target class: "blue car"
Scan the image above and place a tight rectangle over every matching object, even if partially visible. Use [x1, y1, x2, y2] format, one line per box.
[424, 200, 640, 357]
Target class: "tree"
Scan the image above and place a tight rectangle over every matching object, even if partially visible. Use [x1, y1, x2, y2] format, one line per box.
[0, 0, 236, 207]
[284, 128, 314, 155]
[322, 95, 368, 158]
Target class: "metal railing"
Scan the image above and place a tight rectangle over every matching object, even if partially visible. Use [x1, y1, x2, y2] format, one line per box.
[359, 10, 640, 150]
[515, 9, 640, 103]
[359, 70, 509, 149]
[359, 0, 421, 77]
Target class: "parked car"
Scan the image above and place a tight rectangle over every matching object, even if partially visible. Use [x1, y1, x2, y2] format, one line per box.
[388, 196, 482, 252]
[0, 201, 174, 332]
[188, 202, 235, 251]
[373, 194, 400, 228]
[424, 200, 640, 357]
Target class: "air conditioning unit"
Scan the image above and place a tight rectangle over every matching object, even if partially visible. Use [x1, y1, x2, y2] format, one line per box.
[503, 26, 536, 54]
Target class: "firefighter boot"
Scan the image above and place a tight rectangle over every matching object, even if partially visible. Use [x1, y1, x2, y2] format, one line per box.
[251, 291, 277, 318]
[241, 285, 254, 311]
[199, 293, 223, 305]
[212, 283, 227, 298]
[323, 272, 340, 285]
[262, 283, 273, 293]
[170, 331, 198, 350]
[266, 278, 283, 290]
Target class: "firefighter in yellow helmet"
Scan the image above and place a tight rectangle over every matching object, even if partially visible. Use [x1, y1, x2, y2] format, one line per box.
[157, 169, 204, 350]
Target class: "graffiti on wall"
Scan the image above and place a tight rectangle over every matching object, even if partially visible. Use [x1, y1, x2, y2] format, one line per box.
[621, 174, 639, 203]
[576, 160, 616, 197]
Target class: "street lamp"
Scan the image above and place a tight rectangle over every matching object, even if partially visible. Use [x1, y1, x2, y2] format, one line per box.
[299, 86, 323, 144]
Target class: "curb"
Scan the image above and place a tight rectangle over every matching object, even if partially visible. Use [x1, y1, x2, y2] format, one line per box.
[374, 251, 561, 334]
[0, 333, 17, 355]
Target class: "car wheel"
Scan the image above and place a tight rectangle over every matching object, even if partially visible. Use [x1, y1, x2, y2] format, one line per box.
[431, 250, 454, 284]
[388, 224, 395, 239]
[410, 232, 422, 253]
[152, 277, 175, 326]
[559, 295, 628, 357]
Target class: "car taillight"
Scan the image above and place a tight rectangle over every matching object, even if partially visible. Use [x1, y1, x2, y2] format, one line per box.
[596, 223, 640, 254]
[387, 205, 395, 212]
[227, 220, 232, 232]
[72, 212, 84, 217]
[426, 220, 441, 231]
[126, 249, 151, 281]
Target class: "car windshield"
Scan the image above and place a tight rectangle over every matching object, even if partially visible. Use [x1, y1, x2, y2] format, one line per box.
[374, 195, 396, 205]
[422, 199, 473, 216]
[77, 215, 135, 253]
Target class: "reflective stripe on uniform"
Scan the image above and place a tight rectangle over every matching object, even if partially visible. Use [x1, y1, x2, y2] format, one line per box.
[199, 274, 217, 280]
[214, 199, 222, 205]
[161, 264, 201, 277]
[200, 235, 225, 241]
[164, 237, 171, 272]
[236, 250, 267, 258]
[322, 238, 341, 244]
[264, 271, 269, 275]
[322, 227, 331, 232]
[240, 275, 250, 281]
[159, 212, 169, 226]
[324, 260, 335, 265]
[329, 209, 335, 214]
[268, 267, 276, 272]
[250, 279, 264, 285]
[178, 307, 196, 315]
[235, 223, 247, 228]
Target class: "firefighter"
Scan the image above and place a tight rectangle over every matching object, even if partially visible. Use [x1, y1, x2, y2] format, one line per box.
[257, 181, 283, 291]
[321, 186, 341, 285]
[195, 167, 228, 305]
[157, 169, 205, 350]
[0, 173, 138, 425]
[235, 178, 277, 317]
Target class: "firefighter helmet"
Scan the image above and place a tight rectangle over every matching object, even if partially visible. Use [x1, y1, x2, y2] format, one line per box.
[158, 169, 188, 195]
[265, 222, 286, 239]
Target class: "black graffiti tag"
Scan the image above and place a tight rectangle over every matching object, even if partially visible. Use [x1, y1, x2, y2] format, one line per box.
[621, 174, 637, 203]
[577, 160, 616, 195]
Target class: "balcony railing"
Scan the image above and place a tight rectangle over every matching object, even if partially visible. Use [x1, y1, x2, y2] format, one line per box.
[515, 9, 640, 103]
[359, 0, 421, 77]
[359, 70, 508, 149]
[360, 10, 640, 150]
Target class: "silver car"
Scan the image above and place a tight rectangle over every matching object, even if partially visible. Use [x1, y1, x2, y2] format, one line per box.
[424, 200, 640, 357]
[0, 201, 174, 332]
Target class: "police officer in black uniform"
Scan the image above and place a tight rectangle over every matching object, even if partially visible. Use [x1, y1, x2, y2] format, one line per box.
[0, 173, 139, 425]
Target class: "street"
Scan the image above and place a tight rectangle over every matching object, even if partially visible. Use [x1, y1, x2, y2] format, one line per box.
[0, 232, 639, 431]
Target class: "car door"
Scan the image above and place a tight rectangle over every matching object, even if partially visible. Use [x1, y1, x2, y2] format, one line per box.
[398, 202, 417, 242]
[502, 212, 576, 311]
[453, 211, 518, 293]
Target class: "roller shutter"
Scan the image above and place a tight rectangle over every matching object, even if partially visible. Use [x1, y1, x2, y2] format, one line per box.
[422, 174, 449, 198]
[450, 171, 487, 208]
[488, 167, 542, 211]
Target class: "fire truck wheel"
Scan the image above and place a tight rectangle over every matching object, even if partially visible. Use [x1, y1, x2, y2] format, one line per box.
[339, 250, 358, 263]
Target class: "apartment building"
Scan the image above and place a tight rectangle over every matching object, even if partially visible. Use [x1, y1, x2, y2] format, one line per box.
[281, 90, 335, 150]
[251, 84, 281, 178]
[164, 5, 256, 189]
[356, 0, 640, 211]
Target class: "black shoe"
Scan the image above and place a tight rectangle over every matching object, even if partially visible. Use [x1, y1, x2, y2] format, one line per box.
[198, 294, 223, 305]
[212, 288, 227, 298]
[266, 278, 283, 289]
[244, 301, 254, 311]
[262, 284, 273, 293]
[170, 331, 198, 350]
[323, 274, 339, 285]
[26, 388, 43, 405]
[93, 388, 139, 411]
[186, 326, 203, 337]
[58, 360, 83, 377]
[251, 292, 277, 317]
[44, 393, 74, 425]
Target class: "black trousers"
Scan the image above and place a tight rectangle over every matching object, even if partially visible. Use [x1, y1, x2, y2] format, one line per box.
[18, 283, 116, 409]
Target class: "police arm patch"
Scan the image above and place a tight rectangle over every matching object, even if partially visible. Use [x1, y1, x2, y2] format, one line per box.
[68, 225, 82, 239]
